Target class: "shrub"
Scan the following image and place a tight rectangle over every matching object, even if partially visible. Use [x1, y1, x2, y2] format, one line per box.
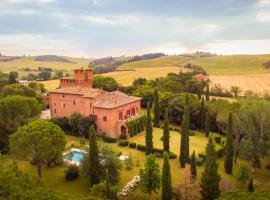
[65, 165, 79, 181]
[174, 128, 180, 132]
[216, 145, 224, 158]
[128, 142, 137, 149]
[168, 152, 177, 159]
[189, 123, 196, 130]
[189, 131, 196, 136]
[266, 163, 270, 170]
[153, 148, 163, 154]
[102, 135, 117, 143]
[119, 134, 127, 140]
[198, 152, 206, 160]
[197, 157, 204, 166]
[211, 133, 222, 144]
[236, 163, 251, 184]
[137, 144, 146, 151]
[118, 140, 129, 147]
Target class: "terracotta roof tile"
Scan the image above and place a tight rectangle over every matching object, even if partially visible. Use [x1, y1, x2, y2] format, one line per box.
[50, 87, 102, 98]
[94, 91, 141, 109]
[50, 87, 141, 108]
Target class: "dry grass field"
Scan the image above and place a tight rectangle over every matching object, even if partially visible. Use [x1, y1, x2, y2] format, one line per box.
[210, 73, 270, 94]
[0, 56, 90, 77]
[103, 67, 189, 86]
[41, 67, 188, 90]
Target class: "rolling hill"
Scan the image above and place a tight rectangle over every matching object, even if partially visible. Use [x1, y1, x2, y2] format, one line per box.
[0, 56, 90, 78]
[117, 55, 194, 70]
[184, 54, 270, 75]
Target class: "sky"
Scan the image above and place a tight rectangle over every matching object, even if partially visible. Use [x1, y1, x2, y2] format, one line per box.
[0, 0, 270, 58]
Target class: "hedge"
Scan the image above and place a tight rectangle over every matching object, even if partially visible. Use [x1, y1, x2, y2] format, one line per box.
[126, 114, 146, 136]
[102, 135, 117, 143]
[119, 134, 127, 140]
[137, 144, 146, 151]
[128, 142, 137, 149]
[118, 140, 129, 147]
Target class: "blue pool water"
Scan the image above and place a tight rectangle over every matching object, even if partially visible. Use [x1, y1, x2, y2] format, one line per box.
[64, 151, 86, 163]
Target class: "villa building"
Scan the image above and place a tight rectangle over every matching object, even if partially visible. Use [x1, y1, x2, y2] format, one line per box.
[49, 69, 142, 138]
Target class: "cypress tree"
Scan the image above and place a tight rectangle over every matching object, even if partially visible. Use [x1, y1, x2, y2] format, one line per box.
[200, 137, 221, 200]
[190, 151, 197, 181]
[224, 112, 234, 174]
[88, 125, 101, 186]
[185, 94, 190, 162]
[180, 106, 188, 168]
[200, 97, 205, 130]
[205, 108, 210, 137]
[105, 170, 111, 199]
[206, 83, 210, 101]
[163, 108, 170, 152]
[162, 153, 172, 200]
[146, 102, 153, 156]
[153, 89, 160, 127]
[248, 178, 254, 192]
[139, 154, 161, 194]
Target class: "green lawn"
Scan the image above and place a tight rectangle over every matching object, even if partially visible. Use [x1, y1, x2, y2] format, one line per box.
[11, 128, 270, 197]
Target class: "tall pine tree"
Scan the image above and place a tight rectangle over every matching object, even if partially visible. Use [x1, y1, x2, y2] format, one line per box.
[190, 151, 197, 181]
[206, 83, 210, 101]
[200, 137, 221, 200]
[163, 108, 170, 152]
[205, 108, 210, 137]
[224, 112, 234, 174]
[200, 97, 205, 130]
[146, 102, 153, 156]
[88, 125, 101, 186]
[153, 89, 160, 127]
[162, 153, 172, 200]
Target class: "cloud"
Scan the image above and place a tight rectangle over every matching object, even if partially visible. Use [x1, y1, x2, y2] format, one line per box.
[258, 0, 270, 5]
[1, 0, 56, 4]
[256, 12, 270, 22]
[206, 39, 270, 55]
[0, 34, 85, 57]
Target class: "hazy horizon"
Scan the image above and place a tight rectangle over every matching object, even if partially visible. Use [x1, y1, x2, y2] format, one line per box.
[0, 0, 270, 57]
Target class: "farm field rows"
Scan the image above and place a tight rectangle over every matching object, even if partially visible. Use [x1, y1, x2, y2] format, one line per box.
[185, 54, 270, 75]
[210, 73, 270, 94]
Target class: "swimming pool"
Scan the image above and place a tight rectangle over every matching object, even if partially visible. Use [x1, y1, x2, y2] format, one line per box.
[63, 149, 86, 165]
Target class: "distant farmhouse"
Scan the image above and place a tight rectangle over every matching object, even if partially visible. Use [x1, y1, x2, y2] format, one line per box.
[49, 69, 142, 137]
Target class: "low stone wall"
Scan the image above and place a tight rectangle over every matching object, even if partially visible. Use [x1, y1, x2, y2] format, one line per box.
[117, 175, 140, 198]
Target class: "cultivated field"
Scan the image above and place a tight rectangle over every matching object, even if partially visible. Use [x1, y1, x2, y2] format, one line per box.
[42, 67, 188, 90]
[103, 67, 188, 86]
[210, 73, 270, 94]
[0, 56, 90, 76]
[185, 54, 270, 75]
[117, 55, 194, 70]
